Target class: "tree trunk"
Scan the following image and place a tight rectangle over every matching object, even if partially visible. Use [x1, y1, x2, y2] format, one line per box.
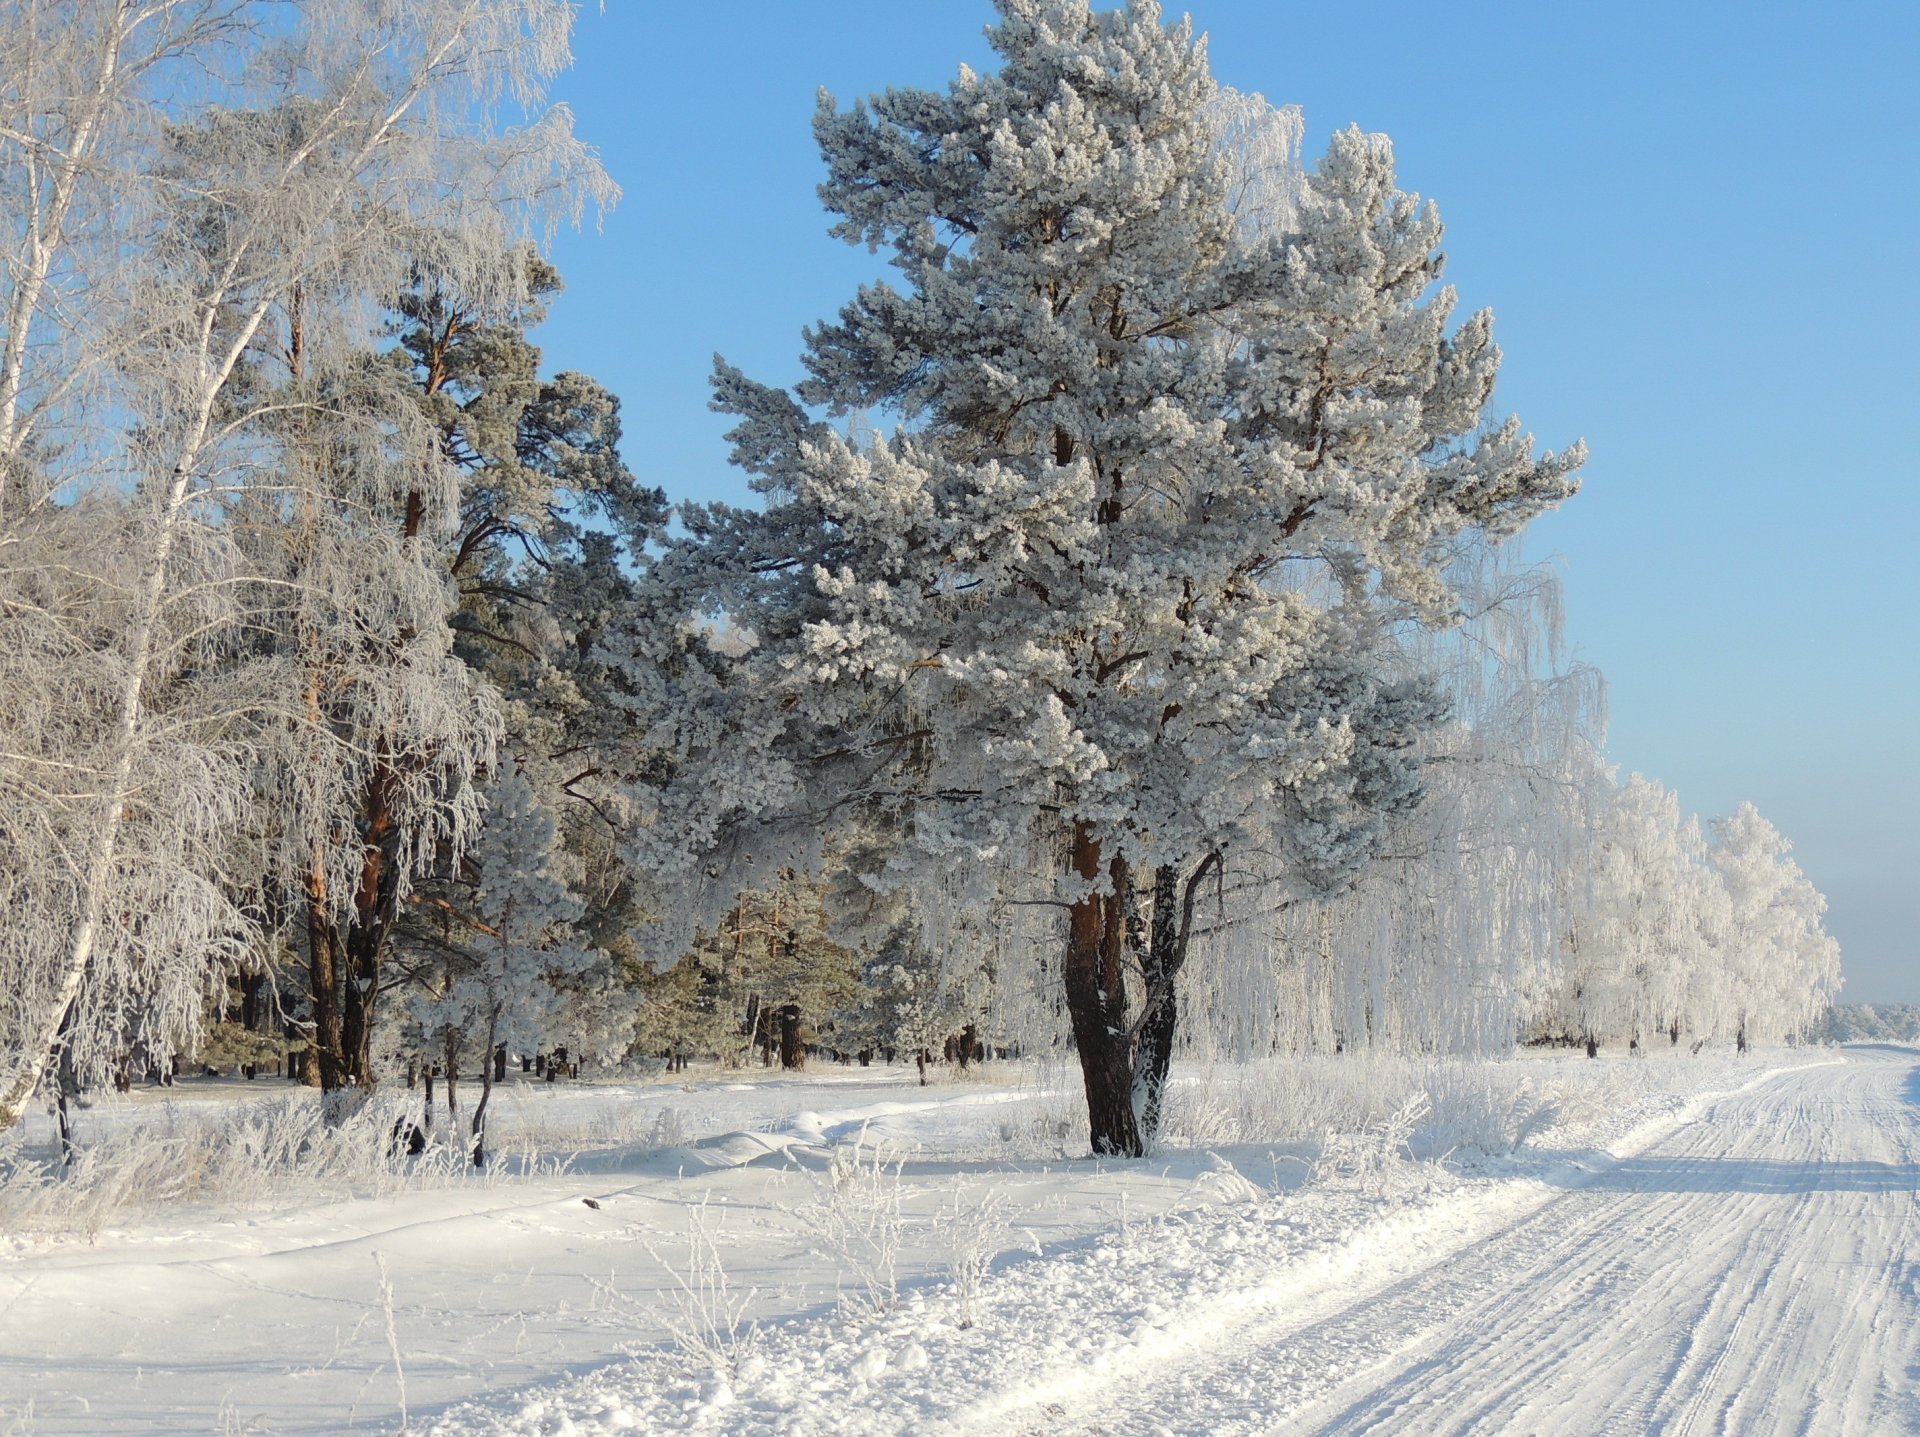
[1133, 864, 1183, 1147]
[240, 971, 265, 1034]
[471, 1013, 498, 1168]
[740, 992, 760, 1069]
[306, 879, 350, 1091]
[52, 1000, 82, 1165]
[777, 1004, 805, 1070]
[443, 1036, 460, 1129]
[1063, 823, 1142, 1157]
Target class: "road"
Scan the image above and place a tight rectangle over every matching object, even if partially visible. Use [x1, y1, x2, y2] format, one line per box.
[1058, 1049, 1920, 1436]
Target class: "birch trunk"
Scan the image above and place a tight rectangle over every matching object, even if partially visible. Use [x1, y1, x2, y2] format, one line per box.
[0, 304, 269, 1129]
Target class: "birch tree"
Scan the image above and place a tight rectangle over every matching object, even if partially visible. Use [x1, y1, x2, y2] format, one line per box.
[1709, 802, 1842, 1048]
[0, 0, 612, 1131]
[613, 0, 1582, 1155]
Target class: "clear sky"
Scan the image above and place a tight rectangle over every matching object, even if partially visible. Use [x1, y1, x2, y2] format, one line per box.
[534, 0, 1918, 1004]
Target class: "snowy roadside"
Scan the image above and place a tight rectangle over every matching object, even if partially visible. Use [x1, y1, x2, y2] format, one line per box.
[424, 1051, 1841, 1437]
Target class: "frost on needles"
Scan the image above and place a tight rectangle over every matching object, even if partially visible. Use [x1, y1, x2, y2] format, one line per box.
[610, 0, 1583, 1156]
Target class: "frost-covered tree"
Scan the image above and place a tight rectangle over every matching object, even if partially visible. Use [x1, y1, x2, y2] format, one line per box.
[612, 0, 1581, 1154]
[250, 250, 662, 1098]
[405, 757, 590, 1164]
[1181, 546, 1610, 1063]
[1709, 802, 1842, 1048]
[0, 0, 612, 1131]
[1557, 775, 1712, 1053]
[1520, 785, 1840, 1054]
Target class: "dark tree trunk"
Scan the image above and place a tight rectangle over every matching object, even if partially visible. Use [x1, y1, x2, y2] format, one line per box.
[1585, 1035, 1599, 1059]
[52, 1000, 80, 1165]
[471, 1014, 499, 1168]
[741, 992, 761, 1068]
[306, 889, 349, 1092]
[443, 1036, 459, 1129]
[1063, 823, 1142, 1158]
[338, 852, 395, 1092]
[306, 755, 406, 1108]
[240, 970, 265, 1034]
[778, 1004, 805, 1070]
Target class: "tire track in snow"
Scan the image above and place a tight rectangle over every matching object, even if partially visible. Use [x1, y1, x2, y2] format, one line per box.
[1038, 1050, 1920, 1437]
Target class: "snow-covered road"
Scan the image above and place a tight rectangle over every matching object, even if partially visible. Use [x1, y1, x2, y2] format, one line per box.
[1058, 1047, 1920, 1436]
[11, 1052, 1912, 1436]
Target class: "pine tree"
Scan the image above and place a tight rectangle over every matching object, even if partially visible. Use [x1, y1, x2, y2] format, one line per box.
[405, 756, 589, 1164]
[613, 0, 1581, 1154]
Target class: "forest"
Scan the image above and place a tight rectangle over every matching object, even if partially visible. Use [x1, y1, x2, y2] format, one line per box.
[0, 0, 1842, 1173]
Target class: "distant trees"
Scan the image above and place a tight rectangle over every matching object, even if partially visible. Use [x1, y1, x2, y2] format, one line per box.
[637, 872, 866, 1071]
[1524, 783, 1841, 1054]
[1707, 803, 1842, 1048]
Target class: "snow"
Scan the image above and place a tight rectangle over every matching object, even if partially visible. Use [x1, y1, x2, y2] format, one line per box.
[5, 1047, 1901, 1435]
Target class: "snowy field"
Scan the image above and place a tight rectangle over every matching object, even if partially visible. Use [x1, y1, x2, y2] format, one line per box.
[2, 1046, 1905, 1436]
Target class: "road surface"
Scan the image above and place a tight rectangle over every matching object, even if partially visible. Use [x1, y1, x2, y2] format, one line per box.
[1049, 1048, 1920, 1436]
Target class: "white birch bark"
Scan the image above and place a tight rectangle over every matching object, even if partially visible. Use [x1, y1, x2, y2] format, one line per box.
[0, 0, 611, 1130]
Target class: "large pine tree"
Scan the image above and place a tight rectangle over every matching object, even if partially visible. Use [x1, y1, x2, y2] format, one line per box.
[615, 0, 1582, 1154]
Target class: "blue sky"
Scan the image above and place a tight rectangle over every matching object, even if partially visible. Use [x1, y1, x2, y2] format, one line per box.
[535, 1, 1918, 1003]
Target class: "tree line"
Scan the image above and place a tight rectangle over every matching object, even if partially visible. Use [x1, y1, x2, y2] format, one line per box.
[0, 0, 1840, 1164]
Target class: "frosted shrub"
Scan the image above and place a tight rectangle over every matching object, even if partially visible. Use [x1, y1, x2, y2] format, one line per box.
[1163, 1054, 1441, 1148]
[1313, 1091, 1431, 1191]
[938, 1185, 1011, 1330]
[803, 1138, 906, 1317]
[1161, 1053, 1666, 1165]
[649, 1106, 693, 1150]
[640, 1199, 760, 1378]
